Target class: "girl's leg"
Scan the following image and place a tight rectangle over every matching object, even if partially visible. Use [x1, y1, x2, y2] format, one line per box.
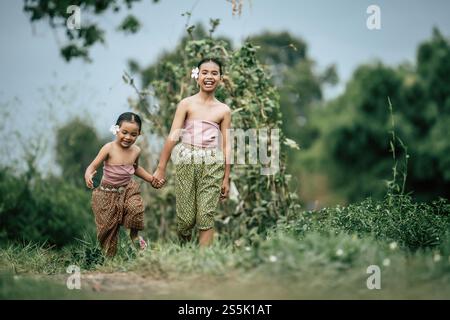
[175, 163, 197, 241]
[129, 228, 148, 249]
[196, 160, 224, 247]
[178, 233, 192, 244]
[129, 228, 138, 242]
[199, 228, 214, 247]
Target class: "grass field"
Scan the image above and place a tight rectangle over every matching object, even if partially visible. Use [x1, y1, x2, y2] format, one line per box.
[2, 194, 449, 300]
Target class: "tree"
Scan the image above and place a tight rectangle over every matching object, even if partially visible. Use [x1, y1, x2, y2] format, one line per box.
[402, 27, 450, 199]
[299, 28, 450, 203]
[22, 0, 247, 62]
[55, 118, 106, 187]
[247, 31, 338, 146]
[22, 0, 159, 62]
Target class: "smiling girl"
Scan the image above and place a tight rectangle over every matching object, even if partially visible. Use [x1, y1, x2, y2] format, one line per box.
[151, 58, 232, 246]
[84, 112, 156, 256]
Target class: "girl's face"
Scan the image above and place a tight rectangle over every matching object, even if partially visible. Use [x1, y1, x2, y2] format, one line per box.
[197, 61, 221, 92]
[116, 121, 140, 148]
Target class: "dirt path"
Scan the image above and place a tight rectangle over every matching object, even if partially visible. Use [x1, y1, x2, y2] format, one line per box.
[44, 271, 182, 299]
[81, 272, 171, 295]
[44, 271, 282, 299]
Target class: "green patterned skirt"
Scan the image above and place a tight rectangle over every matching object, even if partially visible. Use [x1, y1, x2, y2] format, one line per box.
[171, 143, 225, 237]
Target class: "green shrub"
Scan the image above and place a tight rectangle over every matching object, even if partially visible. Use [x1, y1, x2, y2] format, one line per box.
[279, 194, 450, 250]
[0, 168, 95, 247]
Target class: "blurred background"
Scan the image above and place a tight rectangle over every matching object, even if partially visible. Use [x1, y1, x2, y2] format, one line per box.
[1, 0, 450, 247]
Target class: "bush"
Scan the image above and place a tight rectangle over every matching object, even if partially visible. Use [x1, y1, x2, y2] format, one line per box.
[278, 194, 450, 250]
[0, 168, 95, 247]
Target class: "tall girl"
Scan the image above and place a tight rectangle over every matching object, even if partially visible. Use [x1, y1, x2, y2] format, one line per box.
[152, 58, 231, 246]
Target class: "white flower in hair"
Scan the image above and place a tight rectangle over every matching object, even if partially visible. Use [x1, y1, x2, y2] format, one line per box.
[110, 124, 120, 135]
[191, 67, 199, 79]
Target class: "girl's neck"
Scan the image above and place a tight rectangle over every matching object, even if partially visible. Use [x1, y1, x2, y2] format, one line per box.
[197, 90, 216, 103]
[114, 140, 131, 150]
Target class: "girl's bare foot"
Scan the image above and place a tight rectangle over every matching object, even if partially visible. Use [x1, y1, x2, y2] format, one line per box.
[138, 236, 148, 250]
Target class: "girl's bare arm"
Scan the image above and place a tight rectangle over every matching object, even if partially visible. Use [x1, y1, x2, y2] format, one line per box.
[221, 108, 232, 182]
[84, 143, 110, 188]
[133, 153, 155, 183]
[156, 100, 188, 171]
[135, 166, 155, 183]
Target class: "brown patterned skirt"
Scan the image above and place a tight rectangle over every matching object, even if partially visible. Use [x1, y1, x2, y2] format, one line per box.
[91, 180, 144, 257]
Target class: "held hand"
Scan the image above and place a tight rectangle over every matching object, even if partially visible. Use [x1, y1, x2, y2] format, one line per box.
[148, 175, 161, 189]
[220, 180, 229, 201]
[151, 167, 166, 189]
[85, 170, 97, 189]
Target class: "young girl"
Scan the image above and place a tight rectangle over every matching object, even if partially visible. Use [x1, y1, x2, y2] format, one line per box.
[151, 58, 231, 246]
[85, 112, 156, 256]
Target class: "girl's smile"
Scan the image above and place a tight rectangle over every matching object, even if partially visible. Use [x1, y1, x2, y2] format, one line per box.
[198, 61, 221, 92]
[116, 121, 140, 148]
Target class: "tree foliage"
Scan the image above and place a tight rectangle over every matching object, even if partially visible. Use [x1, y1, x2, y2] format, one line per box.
[0, 167, 95, 247]
[22, 0, 248, 62]
[300, 28, 450, 203]
[55, 118, 106, 188]
[23, 0, 159, 62]
[247, 31, 338, 149]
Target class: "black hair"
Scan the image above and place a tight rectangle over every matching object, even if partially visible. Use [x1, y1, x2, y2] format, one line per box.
[197, 57, 223, 75]
[116, 112, 142, 133]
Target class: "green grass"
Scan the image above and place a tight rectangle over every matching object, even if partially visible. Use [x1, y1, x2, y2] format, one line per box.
[1, 232, 449, 299]
[1, 195, 450, 299]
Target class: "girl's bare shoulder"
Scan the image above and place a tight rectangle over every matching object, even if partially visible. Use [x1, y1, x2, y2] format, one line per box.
[216, 100, 231, 118]
[220, 101, 231, 112]
[95, 142, 112, 161]
[179, 96, 194, 107]
[131, 144, 141, 154]
[213, 96, 230, 109]
[102, 142, 113, 152]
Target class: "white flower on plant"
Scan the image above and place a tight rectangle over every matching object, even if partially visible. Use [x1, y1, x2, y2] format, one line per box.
[336, 249, 344, 256]
[110, 124, 120, 136]
[389, 242, 398, 250]
[383, 258, 391, 267]
[245, 246, 251, 252]
[269, 255, 278, 262]
[433, 253, 441, 262]
[191, 67, 199, 79]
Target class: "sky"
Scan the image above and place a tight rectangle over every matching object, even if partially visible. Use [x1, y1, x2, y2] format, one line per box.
[1, 0, 450, 171]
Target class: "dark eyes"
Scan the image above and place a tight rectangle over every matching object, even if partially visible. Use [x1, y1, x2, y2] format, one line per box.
[122, 130, 137, 136]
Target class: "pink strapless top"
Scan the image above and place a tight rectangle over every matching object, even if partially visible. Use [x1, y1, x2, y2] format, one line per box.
[181, 119, 220, 148]
[101, 164, 135, 186]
